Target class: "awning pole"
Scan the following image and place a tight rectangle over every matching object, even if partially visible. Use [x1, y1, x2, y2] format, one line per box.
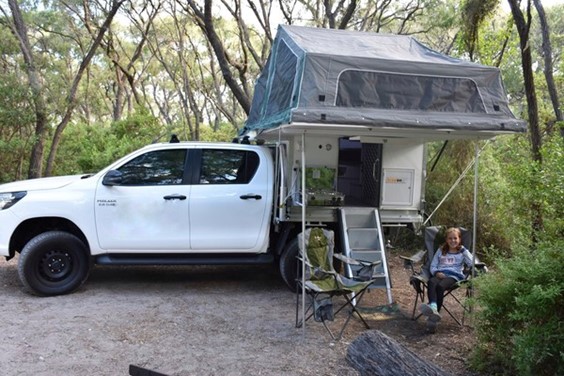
[301, 132, 306, 335]
[471, 141, 479, 278]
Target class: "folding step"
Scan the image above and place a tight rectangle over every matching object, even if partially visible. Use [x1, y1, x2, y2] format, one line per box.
[339, 207, 393, 304]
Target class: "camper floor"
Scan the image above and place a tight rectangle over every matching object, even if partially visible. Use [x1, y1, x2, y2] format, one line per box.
[0, 252, 477, 376]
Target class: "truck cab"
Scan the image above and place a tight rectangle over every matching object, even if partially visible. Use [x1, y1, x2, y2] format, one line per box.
[0, 142, 275, 296]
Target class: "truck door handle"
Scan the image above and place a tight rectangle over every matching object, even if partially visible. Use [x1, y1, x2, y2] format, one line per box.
[240, 194, 262, 200]
[163, 194, 187, 201]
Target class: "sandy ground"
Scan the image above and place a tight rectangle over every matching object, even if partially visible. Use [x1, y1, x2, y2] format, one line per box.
[0, 252, 478, 376]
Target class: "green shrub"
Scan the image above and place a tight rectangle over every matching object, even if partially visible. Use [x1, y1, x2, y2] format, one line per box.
[471, 240, 564, 375]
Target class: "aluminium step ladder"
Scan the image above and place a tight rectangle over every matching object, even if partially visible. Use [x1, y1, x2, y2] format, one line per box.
[339, 207, 393, 304]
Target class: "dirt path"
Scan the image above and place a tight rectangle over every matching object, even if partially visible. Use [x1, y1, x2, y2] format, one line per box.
[0, 253, 477, 376]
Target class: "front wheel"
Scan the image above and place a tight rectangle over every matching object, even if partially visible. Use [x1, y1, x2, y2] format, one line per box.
[18, 231, 90, 296]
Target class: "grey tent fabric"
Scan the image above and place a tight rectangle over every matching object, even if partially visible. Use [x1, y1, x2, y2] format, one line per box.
[243, 25, 526, 135]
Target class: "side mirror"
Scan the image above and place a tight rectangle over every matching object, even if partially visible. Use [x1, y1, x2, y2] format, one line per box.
[102, 170, 123, 186]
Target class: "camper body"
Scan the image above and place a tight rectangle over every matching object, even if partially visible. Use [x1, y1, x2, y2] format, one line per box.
[262, 131, 426, 227]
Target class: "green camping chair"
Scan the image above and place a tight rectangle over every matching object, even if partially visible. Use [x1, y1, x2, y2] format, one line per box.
[295, 227, 381, 340]
[400, 226, 487, 326]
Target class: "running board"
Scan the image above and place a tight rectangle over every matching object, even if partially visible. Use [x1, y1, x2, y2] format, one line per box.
[95, 253, 274, 266]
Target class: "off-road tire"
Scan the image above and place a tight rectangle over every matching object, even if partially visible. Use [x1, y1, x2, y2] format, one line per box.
[279, 237, 300, 292]
[18, 231, 90, 296]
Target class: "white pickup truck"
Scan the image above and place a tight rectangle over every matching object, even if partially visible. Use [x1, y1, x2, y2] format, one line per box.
[0, 141, 286, 296]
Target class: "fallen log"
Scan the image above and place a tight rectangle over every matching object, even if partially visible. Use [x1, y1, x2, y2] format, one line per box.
[346, 330, 450, 376]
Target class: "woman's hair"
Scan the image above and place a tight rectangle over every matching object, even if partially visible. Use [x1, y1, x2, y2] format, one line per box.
[441, 227, 463, 255]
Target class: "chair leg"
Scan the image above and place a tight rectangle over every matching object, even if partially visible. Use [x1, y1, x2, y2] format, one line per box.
[329, 289, 372, 340]
[412, 285, 426, 321]
[440, 302, 463, 326]
[441, 289, 471, 326]
[320, 318, 338, 340]
[412, 285, 468, 326]
[462, 286, 474, 325]
[297, 288, 377, 340]
[297, 292, 340, 339]
[296, 292, 316, 328]
[411, 279, 475, 327]
[303, 289, 373, 340]
[342, 291, 371, 329]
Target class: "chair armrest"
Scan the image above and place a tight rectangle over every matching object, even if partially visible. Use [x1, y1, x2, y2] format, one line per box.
[475, 262, 488, 271]
[400, 250, 426, 272]
[399, 249, 426, 263]
[410, 274, 429, 284]
[334, 253, 382, 282]
[296, 255, 312, 268]
[463, 261, 488, 278]
[334, 253, 382, 268]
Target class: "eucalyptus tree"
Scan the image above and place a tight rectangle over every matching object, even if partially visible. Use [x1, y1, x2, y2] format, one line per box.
[182, 0, 253, 115]
[94, 0, 162, 121]
[533, 0, 562, 136]
[145, 1, 209, 140]
[126, 1, 254, 140]
[0, 38, 35, 181]
[0, 0, 125, 178]
[507, 0, 564, 240]
[459, 0, 563, 244]
[506, 0, 542, 165]
[0, 82, 31, 182]
[276, 0, 437, 32]
[44, 0, 125, 176]
[0, 0, 49, 179]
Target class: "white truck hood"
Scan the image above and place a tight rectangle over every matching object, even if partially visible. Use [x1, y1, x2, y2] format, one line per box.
[0, 174, 90, 192]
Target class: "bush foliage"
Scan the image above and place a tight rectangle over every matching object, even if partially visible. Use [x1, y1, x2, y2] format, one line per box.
[425, 134, 564, 375]
[471, 241, 564, 375]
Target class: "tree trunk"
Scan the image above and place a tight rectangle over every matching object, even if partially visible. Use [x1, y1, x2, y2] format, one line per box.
[507, 0, 544, 240]
[347, 330, 450, 376]
[7, 0, 48, 178]
[185, 0, 252, 115]
[44, 0, 125, 176]
[532, 0, 563, 137]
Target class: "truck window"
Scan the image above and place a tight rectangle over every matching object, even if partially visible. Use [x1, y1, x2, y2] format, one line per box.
[117, 149, 187, 185]
[199, 150, 259, 184]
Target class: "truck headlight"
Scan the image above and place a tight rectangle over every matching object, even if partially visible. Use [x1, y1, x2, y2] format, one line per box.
[0, 191, 27, 210]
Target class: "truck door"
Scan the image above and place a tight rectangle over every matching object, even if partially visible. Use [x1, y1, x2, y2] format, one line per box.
[95, 148, 191, 251]
[189, 148, 271, 252]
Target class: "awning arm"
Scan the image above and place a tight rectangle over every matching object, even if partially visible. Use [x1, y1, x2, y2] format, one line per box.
[423, 140, 490, 226]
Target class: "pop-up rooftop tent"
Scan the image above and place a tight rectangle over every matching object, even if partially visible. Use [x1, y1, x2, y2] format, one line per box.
[242, 25, 526, 138]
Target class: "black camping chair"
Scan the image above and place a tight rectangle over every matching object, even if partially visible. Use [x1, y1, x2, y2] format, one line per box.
[400, 226, 487, 326]
[295, 227, 381, 340]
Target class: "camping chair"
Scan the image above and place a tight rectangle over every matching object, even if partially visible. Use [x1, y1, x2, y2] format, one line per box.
[295, 227, 382, 340]
[400, 226, 487, 326]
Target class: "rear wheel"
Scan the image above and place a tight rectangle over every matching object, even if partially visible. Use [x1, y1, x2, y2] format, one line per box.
[18, 231, 90, 296]
[279, 238, 300, 292]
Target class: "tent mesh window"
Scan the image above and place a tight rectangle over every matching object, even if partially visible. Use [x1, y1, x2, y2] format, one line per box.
[265, 40, 298, 118]
[336, 70, 486, 113]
